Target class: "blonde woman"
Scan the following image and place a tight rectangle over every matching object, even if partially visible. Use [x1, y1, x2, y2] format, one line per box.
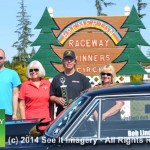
[98, 64, 123, 121]
[99, 64, 116, 85]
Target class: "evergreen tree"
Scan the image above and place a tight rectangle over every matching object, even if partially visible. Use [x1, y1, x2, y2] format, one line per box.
[137, 0, 147, 19]
[113, 5, 150, 75]
[12, 0, 33, 61]
[95, 0, 115, 16]
[4, 61, 11, 69]
[29, 7, 62, 77]
[30, 47, 36, 57]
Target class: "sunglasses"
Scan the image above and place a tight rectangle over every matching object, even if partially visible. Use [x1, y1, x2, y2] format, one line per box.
[0, 56, 3, 60]
[29, 68, 39, 73]
[101, 72, 112, 76]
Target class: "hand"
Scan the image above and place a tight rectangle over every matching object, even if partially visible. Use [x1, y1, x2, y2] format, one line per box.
[55, 97, 65, 106]
[68, 99, 73, 104]
[12, 114, 18, 120]
[102, 113, 107, 121]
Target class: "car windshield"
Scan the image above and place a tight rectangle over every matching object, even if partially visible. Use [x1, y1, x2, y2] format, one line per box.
[45, 95, 90, 137]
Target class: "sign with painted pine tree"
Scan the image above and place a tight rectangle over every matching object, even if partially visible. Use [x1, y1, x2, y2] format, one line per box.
[30, 5, 150, 77]
[113, 5, 150, 75]
[30, 7, 62, 77]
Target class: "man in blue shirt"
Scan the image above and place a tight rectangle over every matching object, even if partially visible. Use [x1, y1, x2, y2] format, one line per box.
[0, 49, 21, 121]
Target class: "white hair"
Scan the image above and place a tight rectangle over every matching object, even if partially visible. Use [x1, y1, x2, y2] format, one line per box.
[26, 60, 45, 78]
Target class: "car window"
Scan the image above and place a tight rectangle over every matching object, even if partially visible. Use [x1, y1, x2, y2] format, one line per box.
[69, 103, 99, 138]
[100, 96, 150, 139]
[45, 95, 90, 137]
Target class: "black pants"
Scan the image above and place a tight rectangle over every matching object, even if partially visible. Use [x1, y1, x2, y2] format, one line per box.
[5, 115, 12, 121]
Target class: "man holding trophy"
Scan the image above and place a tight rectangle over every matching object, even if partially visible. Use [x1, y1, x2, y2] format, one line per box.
[50, 50, 91, 116]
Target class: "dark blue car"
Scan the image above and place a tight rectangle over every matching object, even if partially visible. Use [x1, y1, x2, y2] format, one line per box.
[2, 82, 150, 150]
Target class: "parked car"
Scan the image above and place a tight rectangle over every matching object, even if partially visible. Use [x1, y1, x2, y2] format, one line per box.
[3, 82, 150, 150]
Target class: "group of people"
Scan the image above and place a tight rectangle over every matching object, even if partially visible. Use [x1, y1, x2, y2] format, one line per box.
[0, 48, 123, 130]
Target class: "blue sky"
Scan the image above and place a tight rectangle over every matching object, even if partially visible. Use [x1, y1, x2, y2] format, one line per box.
[0, 0, 150, 61]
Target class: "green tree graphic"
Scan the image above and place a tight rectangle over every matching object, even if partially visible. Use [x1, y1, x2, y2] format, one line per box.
[113, 5, 150, 75]
[29, 7, 62, 77]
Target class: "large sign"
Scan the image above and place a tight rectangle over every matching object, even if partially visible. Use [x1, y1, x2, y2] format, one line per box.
[52, 16, 127, 75]
[31, 6, 149, 77]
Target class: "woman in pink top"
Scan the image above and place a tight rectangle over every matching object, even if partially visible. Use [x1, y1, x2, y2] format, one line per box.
[19, 60, 51, 132]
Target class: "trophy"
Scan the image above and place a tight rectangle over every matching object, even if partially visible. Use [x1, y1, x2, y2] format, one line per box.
[60, 77, 69, 107]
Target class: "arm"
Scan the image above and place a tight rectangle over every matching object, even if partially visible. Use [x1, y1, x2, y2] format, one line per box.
[12, 87, 19, 120]
[19, 99, 25, 119]
[50, 95, 65, 106]
[50, 77, 65, 106]
[83, 75, 91, 89]
[102, 101, 123, 121]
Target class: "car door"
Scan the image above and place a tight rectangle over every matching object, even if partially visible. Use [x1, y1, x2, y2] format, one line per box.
[100, 95, 150, 144]
[63, 94, 150, 145]
[62, 97, 99, 144]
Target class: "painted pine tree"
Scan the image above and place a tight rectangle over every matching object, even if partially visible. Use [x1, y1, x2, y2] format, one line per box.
[113, 5, 150, 75]
[29, 7, 62, 77]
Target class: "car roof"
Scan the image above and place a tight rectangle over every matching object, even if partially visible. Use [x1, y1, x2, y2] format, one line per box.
[82, 82, 150, 97]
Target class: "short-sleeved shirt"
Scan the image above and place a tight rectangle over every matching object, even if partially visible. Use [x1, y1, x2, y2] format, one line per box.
[19, 79, 51, 121]
[50, 71, 91, 115]
[101, 100, 121, 121]
[0, 68, 21, 115]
